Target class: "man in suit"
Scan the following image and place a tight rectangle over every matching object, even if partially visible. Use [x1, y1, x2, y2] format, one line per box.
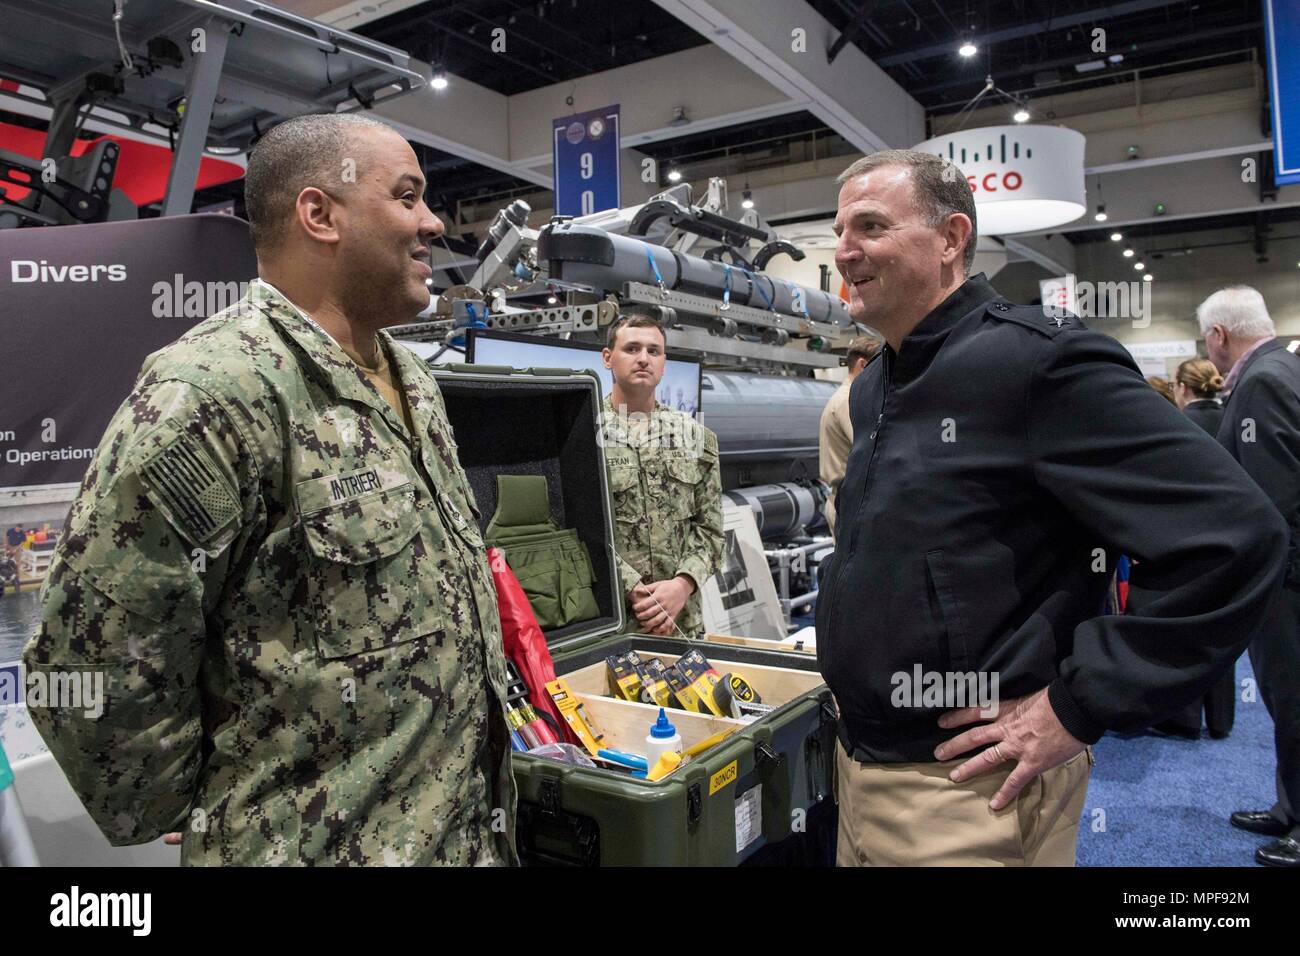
[1201, 286, 1300, 867]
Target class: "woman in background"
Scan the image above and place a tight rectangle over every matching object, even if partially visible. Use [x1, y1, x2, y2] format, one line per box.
[1156, 358, 1234, 738]
[1146, 375, 1177, 405]
[1174, 358, 1225, 435]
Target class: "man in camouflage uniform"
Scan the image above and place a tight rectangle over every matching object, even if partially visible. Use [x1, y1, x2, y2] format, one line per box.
[600, 315, 723, 636]
[23, 114, 516, 866]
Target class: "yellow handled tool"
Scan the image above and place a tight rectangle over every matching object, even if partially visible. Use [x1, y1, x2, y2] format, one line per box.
[684, 728, 738, 759]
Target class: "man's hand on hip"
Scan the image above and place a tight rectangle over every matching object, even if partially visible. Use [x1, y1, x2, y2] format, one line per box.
[933, 688, 1086, 811]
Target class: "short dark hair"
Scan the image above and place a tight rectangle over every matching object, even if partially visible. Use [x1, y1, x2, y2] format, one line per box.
[837, 149, 978, 274]
[243, 112, 396, 254]
[606, 312, 666, 349]
[844, 335, 882, 369]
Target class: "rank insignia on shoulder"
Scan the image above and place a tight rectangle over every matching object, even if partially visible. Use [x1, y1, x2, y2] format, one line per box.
[986, 300, 1078, 336]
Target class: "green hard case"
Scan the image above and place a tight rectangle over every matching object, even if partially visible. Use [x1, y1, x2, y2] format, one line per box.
[430, 364, 836, 866]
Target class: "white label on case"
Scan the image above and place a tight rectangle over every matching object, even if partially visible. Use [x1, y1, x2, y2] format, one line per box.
[735, 785, 762, 853]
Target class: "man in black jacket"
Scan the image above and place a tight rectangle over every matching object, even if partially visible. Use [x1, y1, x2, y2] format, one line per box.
[819, 149, 1288, 866]
[1200, 286, 1300, 867]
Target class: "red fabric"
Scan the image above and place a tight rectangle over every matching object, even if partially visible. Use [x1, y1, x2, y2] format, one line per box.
[0, 120, 244, 206]
[487, 547, 573, 744]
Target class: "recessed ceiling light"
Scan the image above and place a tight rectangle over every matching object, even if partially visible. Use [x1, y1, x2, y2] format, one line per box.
[959, 41, 977, 58]
[1123, 247, 1135, 257]
[667, 168, 682, 182]
[1143, 273, 1153, 281]
[431, 69, 449, 91]
[1013, 108, 1030, 123]
[1110, 232, 1123, 241]
[1134, 262, 1145, 270]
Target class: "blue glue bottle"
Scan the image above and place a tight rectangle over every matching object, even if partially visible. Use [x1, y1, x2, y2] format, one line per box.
[644, 708, 683, 767]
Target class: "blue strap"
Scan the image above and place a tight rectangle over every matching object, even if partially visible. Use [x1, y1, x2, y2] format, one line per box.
[743, 267, 773, 310]
[645, 245, 668, 295]
[721, 264, 732, 311]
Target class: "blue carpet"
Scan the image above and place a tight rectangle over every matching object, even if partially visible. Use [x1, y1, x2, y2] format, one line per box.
[1078, 654, 1278, 867]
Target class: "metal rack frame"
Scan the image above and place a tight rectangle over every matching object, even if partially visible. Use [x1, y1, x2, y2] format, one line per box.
[0, 0, 424, 217]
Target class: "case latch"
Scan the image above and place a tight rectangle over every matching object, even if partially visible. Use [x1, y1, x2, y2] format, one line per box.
[820, 700, 838, 726]
[687, 782, 702, 830]
[754, 741, 780, 768]
[538, 776, 561, 817]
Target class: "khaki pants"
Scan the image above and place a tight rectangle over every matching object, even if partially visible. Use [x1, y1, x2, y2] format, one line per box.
[835, 742, 1092, 866]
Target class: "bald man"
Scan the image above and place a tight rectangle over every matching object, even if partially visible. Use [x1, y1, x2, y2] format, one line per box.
[24, 114, 517, 866]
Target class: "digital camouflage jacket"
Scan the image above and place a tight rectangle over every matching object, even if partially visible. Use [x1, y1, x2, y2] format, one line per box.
[600, 396, 723, 637]
[24, 282, 517, 866]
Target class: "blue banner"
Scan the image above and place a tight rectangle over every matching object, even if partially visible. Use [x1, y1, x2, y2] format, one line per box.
[552, 106, 620, 217]
[1265, 0, 1300, 186]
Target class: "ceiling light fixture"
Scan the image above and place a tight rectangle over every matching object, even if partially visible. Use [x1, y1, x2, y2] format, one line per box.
[1123, 247, 1135, 258]
[959, 41, 977, 58]
[1094, 203, 1107, 222]
[742, 187, 754, 210]
[1013, 107, 1030, 123]
[916, 122, 1086, 233]
[667, 168, 682, 183]
[1110, 232, 1123, 242]
[1134, 261, 1145, 270]
[431, 69, 449, 91]
[1143, 273, 1153, 281]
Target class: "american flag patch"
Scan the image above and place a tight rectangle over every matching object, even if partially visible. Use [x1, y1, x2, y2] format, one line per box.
[141, 434, 239, 545]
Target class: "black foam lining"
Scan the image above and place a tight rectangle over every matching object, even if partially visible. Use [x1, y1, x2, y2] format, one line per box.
[437, 377, 619, 643]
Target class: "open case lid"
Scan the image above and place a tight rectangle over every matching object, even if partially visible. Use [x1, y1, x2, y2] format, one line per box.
[427, 363, 627, 651]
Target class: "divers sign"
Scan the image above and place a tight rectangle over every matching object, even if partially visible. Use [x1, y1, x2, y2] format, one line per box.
[0, 215, 256, 488]
[914, 125, 1086, 235]
[553, 105, 620, 218]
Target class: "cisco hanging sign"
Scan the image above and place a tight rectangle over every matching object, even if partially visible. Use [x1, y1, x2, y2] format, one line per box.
[552, 105, 620, 218]
[913, 125, 1086, 235]
[1265, 0, 1300, 187]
